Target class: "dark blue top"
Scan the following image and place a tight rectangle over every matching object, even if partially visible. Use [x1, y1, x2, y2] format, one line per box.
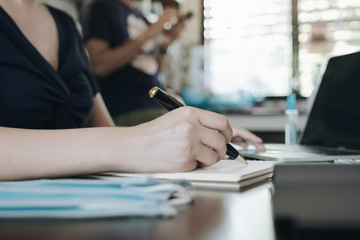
[80, 0, 163, 117]
[0, 6, 99, 129]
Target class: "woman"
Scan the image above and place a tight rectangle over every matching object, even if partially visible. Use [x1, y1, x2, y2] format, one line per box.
[80, 0, 185, 126]
[0, 0, 264, 181]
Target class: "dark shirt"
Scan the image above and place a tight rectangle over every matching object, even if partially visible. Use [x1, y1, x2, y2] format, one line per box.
[0, 6, 99, 129]
[80, 0, 163, 117]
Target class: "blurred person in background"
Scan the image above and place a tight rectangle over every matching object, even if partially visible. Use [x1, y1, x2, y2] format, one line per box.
[80, 0, 186, 126]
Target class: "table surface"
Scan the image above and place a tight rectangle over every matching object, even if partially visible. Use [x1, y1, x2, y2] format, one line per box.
[0, 182, 275, 240]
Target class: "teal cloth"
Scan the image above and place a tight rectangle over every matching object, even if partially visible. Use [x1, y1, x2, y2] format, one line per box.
[0, 177, 191, 219]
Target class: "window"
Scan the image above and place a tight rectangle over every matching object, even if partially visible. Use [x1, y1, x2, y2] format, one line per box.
[203, 0, 292, 98]
[203, 0, 360, 98]
[298, 0, 360, 96]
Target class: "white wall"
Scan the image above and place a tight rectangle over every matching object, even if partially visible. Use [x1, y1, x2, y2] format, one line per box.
[180, 0, 202, 46]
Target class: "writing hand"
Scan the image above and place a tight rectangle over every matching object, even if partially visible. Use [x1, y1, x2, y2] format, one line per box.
[127, 107, 232, 173]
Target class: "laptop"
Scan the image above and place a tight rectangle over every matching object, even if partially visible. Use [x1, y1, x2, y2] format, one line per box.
[241, 51, 360, 162]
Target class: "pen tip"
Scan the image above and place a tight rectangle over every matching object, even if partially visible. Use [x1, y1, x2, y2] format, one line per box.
[235, 155, 248, 165]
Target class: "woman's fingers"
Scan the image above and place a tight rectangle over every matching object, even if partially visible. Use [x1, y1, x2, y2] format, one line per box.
[198, 127, 228, 160]
[231, 128, 266, 152]
[194, 144, 220, 168]
[193, 108, 233, 143]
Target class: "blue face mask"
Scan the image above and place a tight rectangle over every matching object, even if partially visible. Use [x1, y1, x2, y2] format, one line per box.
[0, 177, 192, 219]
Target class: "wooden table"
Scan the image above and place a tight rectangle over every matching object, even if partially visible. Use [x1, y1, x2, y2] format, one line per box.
[0, 182, 275, 240]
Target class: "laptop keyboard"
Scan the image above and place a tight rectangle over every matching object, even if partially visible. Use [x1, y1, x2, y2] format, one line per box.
[305, 146, 360, 156]
[334, 159, 360, 165]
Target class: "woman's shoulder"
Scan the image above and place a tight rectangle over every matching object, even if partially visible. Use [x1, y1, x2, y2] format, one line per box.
[46, 5, 76, 27]
[46, 5, 81, 38]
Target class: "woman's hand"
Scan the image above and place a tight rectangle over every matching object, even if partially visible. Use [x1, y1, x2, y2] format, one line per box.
[126, 107, 232, 173]
[230, 128, 266, 153]
[147, 7, 179, 38]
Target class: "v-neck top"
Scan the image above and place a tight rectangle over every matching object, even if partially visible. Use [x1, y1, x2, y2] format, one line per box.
[0, 6, 99, 129]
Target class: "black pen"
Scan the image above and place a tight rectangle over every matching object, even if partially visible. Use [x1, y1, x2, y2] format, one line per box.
[148, 86, 248, 165]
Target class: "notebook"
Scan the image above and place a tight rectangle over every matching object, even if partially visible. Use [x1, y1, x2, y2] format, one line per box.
[241, 51, 360, 162]
[95, 160, 274, 191]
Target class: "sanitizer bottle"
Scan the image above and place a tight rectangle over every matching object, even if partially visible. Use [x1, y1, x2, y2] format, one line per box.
[285, 93, 298, 145]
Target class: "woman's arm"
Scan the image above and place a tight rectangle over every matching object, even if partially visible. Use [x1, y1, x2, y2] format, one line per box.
[85, 8, 178, 78]
[0, 107, 233, 181]
[86, 93, 115, 127]
[0, 126, 123, 181]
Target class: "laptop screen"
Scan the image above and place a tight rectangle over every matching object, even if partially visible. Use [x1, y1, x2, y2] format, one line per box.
[299, 51, 360, 150]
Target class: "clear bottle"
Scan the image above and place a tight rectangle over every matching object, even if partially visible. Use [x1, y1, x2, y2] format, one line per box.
[285, 93, 298, 145]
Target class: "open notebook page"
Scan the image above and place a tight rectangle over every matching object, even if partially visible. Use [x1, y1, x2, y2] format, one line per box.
[99, 160, 274, 190]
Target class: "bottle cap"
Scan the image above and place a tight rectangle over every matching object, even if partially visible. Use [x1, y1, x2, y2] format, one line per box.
[286, 93, 297, 110]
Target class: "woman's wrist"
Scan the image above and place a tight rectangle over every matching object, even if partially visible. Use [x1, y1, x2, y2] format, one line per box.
[104, 127, 141, 173]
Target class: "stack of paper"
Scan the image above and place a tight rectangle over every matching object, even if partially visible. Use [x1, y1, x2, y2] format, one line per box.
[101, 160, 274, 190]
